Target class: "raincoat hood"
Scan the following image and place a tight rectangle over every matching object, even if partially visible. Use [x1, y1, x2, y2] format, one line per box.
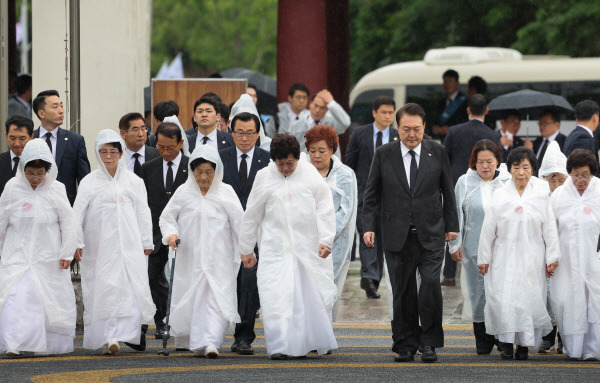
[539, 141, 568, 178]
[94, 129, 127, 179]
[163, 115, 190, 157]
[230, 93, 271, 149]
[18, 138, 58, 189]
[187, 144, 224, 196]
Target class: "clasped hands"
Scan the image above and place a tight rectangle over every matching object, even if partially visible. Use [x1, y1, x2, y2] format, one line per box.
[240, 244, 331, 269]
[478, 261, 559, 277]
[364, 231, 457, 247]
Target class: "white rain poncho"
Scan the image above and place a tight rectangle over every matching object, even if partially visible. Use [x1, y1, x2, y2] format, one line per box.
[229, 94, 272, 151]
[539, 141, 568, 178]
[74, 129, 155, 349]
[478, 177, 560, 347]
[449, 164, 511, 322]
[323, 155, 357, 319]
[0, 139, 80, 354]
[163, 115, 190, 157]
[159, 144, 243, 348]
[550, 177, 600, 359]
[238, 155, 337, 356]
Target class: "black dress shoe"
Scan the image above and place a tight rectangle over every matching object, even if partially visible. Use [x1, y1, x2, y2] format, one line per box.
[421, 346, 438, 363]
[271, 353, 288, 360]
[360, 277, 381, 299]
[394, 350, 415, 362]
[515, 345, 529, 360]
[501, 343, 514, 359]
[125, 332, 146, 351]
[155, 328, 166, 340]
[236, 340, 254, 355]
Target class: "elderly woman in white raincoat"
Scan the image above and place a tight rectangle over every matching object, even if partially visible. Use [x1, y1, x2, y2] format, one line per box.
[537, 140, 568, 354]
[229, 94, 271, 151]
[239, 133, 337, 360]
[0, 139, 80, 356]
[74, 129, 155, 355]
[304, 124, 357, 320]
[160, 145, 243, 358]
[550, 148, 600, 361]
[449, 139, 510, 355]
[478, 146, 560, 361]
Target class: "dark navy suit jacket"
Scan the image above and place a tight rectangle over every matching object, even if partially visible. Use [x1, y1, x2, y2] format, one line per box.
[220, 146, 270, 210]
[0, 151, 13, 196]
[188, 130, 234, 154]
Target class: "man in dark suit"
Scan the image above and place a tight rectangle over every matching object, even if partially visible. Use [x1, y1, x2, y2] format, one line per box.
[430, 69, 469, 142]
[444, 94, 503, 185]
[526, 111, 567, 176]
[188, 96, 234, 153]
[1, 115, 34, 195]
[119, 112, 160, 176]
[363, 103, 459, 363]
[140, 122, 189, 339]
[345, 95, 399, 299]
[220, 112, 270, 355]
[150, 100, 180, 146]
[32, 90, 90, 205]
[496, 112, 524, 162]
[564, 100, 600, 165]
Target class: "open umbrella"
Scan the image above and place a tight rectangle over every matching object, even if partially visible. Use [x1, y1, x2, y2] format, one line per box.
[220, 67, 277, 115]
[488, 89, 574, 119]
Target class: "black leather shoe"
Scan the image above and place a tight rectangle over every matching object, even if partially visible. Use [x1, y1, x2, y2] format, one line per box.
[360, 277, 381, 299]
[236, 340, 254, 355]
[271, 353, 288, 360]
[421, 346, 438, 363]
[394, 350, 415, 362]
[155, 328, 166, 340]
[501, 343, 514, 359]
[515, 345, 529, 360]
[231, 341, 239, 353]
[125, 332, 146, 351]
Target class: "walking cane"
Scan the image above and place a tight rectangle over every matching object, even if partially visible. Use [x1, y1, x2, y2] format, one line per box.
[158, 238, 180, 356]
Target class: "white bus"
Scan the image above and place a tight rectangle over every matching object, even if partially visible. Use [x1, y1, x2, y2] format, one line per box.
[349, 47, 600, 137]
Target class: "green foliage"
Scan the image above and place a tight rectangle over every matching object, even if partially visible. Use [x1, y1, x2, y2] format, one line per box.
[151, 0, 278, 77]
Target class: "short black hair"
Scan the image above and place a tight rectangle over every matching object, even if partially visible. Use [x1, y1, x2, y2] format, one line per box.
[156, 122, 183, 142]
[247, 83, 258, 92]
[567, 148, 598, 175]
[469, 139, 501, 170]
[153, 100, 179, 122]
[218, 103, 230, 122]
[5, 115, 34, 135]
[467, 76, 487, 95]
[372, 96, 396, 112]
[118, 112, 146, 131]
[468, 94, 487, 115]
[190, 157, 216, 172]
[32, 90, 60, 119]
[270, 133, 300, 161]
[192, 97, 220, 129]
[396, 103, 426, 125]
[15, 74, 32, 95]
[443, 69, 459, 81]
[575, 100, 600, 122]
[104, 142, 123, 153]
[231, 112, 260, 133]
[201, 92, 222, 103]
[288, 83, 309, 98]
[506, 147, 537, 173]
[540, 110, 561, 123]
[24, 159, 52, 172]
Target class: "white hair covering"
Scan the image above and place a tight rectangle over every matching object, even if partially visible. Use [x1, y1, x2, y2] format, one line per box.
[163, 115, 190, 157]
[539, 140, 568, 178]
[18, 138, 58, 186]
[229, 93, 271, 150]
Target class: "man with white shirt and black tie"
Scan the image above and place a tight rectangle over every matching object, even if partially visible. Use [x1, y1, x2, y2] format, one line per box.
[523, 111, 566, 176]
[188, 96, 234, 154]
[564, 100, 600, 172]
[220, 112, 270, 356]
[141, 122, 189, 340]
[0, 115, 34, 195]
[119, 112, 160, 177]
[32, 90, 90, 205]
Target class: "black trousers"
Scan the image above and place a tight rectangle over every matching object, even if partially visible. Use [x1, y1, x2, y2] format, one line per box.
[234, 252, 260, 344]
[442, 246, 457, 278]
[386, 230, 444, 353]
[148, 245, 169, 327]
[356, 207, 384, 285]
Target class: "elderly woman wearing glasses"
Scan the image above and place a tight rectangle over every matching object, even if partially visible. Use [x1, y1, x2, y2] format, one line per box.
[550, 149, 600, 361]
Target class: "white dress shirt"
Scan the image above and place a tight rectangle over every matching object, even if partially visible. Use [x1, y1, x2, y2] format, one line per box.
[400, 141, 421, 188]
[578, 125, 594, 138]
[196, 128, 218, 151]
[236, 146, 255, 178]
[536, 130, 560, 158]
[125, 146, 146, 173]
[288, 110, 301, 124]
[163, 152, 182, 189]
[39, 126, 58, 159]
[372, 124, 390, 150]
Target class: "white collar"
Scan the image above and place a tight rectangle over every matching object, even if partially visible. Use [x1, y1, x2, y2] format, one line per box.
[448, 90, 459, 101]
[543, 130, 560, 142]
[164, 152, 182, 167]
[400, 141, 422, 157]
[39, 126, 59, 138]
[199, 128, 218, 141]
[236, 146, 255, 159]
[578, 125, 594, 138]
[126, 145, 145, 157]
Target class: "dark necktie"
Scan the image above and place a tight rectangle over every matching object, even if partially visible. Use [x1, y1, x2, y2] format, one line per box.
[44, 132, 53, 153]
[538, 139, 549, 162]
[202, 136, 209, 145]
[132, 153, 142, 176]
[166, 161, 174, 194]
[12, 157, 19, 177]
[409, 150, 418, 195]
[376, 131, 383, 149]
[239, 153, 248, 189]
[295, 116, 299, 120]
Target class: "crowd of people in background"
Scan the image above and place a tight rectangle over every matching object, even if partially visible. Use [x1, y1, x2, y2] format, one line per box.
[1, 70, 600, 364]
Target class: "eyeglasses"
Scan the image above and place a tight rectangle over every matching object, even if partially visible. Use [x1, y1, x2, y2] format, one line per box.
[233, 131, 257, 137]
[99, 150, 120, 157]
[572, 175, 591, 181]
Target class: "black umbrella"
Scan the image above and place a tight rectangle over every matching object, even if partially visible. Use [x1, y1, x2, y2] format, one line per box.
[488, 89, 574, 119]
[220, 67, 277, 115]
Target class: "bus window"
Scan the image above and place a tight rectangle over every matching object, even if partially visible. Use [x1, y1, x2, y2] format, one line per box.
[405, 85, 450, 134]
[350, 88, 394, 125]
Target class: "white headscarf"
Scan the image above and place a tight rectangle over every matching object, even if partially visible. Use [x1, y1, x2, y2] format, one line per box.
[187, 144, 224, 195]
[539, 140, 568, 178]
[94, 129, 127, 179]
[18, 138, 58, 188]
[163, 115, 190, 157]
[229, 93, 271, 150]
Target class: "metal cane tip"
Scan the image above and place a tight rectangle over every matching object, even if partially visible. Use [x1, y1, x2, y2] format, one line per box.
[175, 239, 181, 245]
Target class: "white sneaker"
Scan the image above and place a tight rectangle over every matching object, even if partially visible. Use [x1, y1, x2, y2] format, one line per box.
[582, 353, 597, 361]
[103, 340, 120, 355]
[205, 346, 219, 359]
[5, 350, 20, 357]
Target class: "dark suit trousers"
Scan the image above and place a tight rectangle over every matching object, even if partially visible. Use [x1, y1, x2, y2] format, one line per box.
[357, 206, 384, 284]
[148, 245, 169, 327]
[442, 247, 456, 278]
[234, 252, 260, 343]
[386, 231, 444, 353]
